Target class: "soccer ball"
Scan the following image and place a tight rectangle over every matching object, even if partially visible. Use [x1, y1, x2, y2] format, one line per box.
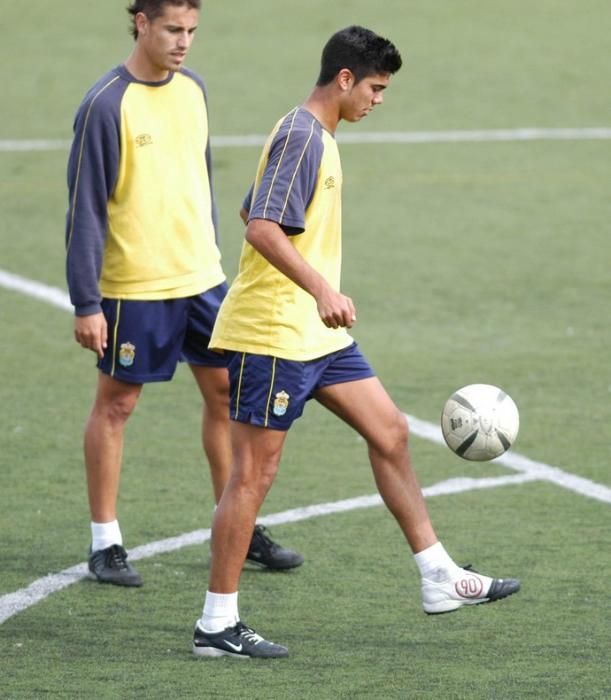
[441, 384, 519, 461]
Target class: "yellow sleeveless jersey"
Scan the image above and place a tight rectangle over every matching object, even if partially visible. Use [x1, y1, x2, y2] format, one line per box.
[210, 107, 352, 361]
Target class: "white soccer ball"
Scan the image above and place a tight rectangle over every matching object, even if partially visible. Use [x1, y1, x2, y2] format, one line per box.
[441, 384, 519, 461]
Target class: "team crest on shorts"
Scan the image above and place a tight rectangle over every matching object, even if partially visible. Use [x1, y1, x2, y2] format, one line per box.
[272, 390, 290, 417]
[118, 342, 136, 367]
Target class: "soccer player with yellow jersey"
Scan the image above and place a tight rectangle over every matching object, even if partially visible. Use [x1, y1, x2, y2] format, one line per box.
[65, 0, 303, 588]
[193, 25, 520, 659]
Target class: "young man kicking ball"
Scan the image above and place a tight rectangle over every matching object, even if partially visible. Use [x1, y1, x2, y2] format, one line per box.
[192, 25, 520, 658]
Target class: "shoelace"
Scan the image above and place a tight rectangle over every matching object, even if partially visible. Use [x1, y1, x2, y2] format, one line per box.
[252, 525, 278, 553]
[235, 622, 263, 646]
[105, 545, 129, 570]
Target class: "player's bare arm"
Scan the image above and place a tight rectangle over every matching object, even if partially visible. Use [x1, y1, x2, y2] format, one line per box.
[74, 312, 108, 359]
[245, 218, 356, 328]
[239, 206, 248, 225]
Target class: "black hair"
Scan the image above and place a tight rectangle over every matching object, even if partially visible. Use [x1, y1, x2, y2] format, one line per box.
[316, 25, 402, 86]
[127, 0, 201, 39]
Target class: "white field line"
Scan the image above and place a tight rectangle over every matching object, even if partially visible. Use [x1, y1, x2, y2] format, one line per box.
[0, 269, 73, 311]
[1, 127, 611, 152]
[0, 471, 539, 626]
[406, 415, 611, 504]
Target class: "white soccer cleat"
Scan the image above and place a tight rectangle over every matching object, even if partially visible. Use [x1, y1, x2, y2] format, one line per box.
[422, 564, 520, 614]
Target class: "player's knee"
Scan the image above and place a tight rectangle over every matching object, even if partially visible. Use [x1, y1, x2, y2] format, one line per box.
[203, 378, 230, 420]
[388, 415, 409, 456]
[259, 456, 281, 491]
[205, 393, 230, 422]
[99, 394, 138, 425]
[370, 411, 409, 459]
[232, 463, 278, 502]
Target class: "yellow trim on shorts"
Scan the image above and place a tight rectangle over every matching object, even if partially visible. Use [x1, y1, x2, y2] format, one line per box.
[263, 357, 277, 428]
[110, 300, 121, 377]
[234, 352, 246, 419]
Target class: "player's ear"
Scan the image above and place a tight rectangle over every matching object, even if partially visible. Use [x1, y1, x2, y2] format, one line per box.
[336, 69, 355, 91]
[135, 12, 149, 38]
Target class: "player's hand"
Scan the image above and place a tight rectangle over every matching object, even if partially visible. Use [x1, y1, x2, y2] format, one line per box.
[316, 287, 356, 329]
[74, 312, 108, 359]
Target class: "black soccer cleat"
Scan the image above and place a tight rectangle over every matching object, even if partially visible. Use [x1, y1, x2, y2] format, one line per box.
[193, 621, 289, 659]
[246, 525, 304, 570]
[88, 544, 142, 587]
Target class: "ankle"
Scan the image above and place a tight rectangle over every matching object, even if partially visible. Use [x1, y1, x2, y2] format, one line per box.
[414, 542, 460, 579]
[200, 590, 239, 633]
[91, 520, 122, 551]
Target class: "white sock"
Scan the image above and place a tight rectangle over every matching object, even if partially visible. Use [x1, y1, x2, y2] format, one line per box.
[414, 542, 460, 579]
[200, 591, 239, 633]
[91, 520, 122, 552]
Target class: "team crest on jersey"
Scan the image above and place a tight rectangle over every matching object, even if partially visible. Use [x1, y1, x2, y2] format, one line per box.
[272, 390, 290, 416]
[324, 176, 336, 189]
[135, 133, 153, 148]
[118, 342, 136, 367]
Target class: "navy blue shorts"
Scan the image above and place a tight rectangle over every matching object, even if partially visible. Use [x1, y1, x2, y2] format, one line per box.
[227, 342, 375, 430]
[98, 282, 229, 383]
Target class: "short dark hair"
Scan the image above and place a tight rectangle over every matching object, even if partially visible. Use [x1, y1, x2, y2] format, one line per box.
[127, 0, 201, 39]
[316, 25, 402, 86]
